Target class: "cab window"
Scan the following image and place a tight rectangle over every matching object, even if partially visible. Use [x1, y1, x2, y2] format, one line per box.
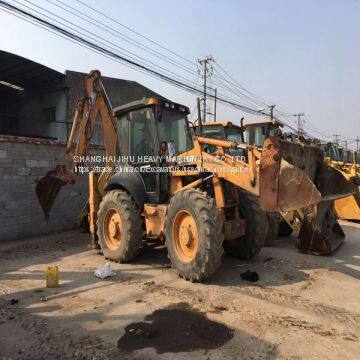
[129, 108, 155, 160]
[157, 109, 193, 155]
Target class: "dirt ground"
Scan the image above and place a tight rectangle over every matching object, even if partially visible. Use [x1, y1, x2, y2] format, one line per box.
[0, 221, 359, 360]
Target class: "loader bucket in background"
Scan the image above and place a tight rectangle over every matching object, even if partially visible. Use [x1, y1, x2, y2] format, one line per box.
[297, 200, 345, 255]
[334, 194, 360, 221]
[259, 136, 357, 212]
[36, 165, 72, 220]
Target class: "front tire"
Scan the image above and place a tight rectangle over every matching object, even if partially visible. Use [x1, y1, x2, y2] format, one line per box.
[97, 190, 143, 262]
[223, 189, 268, 259]
[165, 189, 224, 282]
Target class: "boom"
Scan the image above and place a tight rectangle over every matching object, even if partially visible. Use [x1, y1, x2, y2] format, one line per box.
[36, 70, 117, 219]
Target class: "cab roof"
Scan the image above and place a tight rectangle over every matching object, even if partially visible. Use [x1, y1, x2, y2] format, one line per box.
[244, 119, 284, 127]
[113, 97, 190, 117]
[201, 121, 241, 128]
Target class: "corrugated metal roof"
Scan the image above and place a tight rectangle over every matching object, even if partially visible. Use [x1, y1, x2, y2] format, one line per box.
[0, 50, 64, 89]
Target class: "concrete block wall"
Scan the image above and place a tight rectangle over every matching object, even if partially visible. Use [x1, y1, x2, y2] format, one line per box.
[0, 135, 103, 242]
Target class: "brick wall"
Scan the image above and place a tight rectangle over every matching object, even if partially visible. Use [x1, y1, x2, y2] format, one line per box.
[0, 135, 102, 242]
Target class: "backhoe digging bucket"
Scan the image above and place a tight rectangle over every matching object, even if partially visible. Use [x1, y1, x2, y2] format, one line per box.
[36, 165, 73, 220]
[259, 135, 356, 255]
[297, 200, 345, 255]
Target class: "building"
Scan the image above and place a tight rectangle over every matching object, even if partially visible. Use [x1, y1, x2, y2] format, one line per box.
[0, 50, 165, 141]
[0, 50, 166, 241]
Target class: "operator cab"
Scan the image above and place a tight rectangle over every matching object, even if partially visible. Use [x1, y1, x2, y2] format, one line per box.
[113, 98, 193, 202]
[243, 120, 283, 147]
[199, 121, 246, 158]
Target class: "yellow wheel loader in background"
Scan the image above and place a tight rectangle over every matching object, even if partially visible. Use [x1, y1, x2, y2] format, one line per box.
[36, 71, 355, 281]
[198, 120, 357, 255]
[321, 142, 360, 221]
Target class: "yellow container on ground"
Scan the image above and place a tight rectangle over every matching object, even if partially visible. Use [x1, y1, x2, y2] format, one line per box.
[46, 266, 59, 288]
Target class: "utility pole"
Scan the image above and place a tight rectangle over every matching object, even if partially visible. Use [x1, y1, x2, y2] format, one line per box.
[343, 140, 348, 150]
[268, 105, 275, 122]
[355, 136, 360, 152]
[213, 88, 217, 122]
[293, 113, 305, 138]
[198, 55, 214, 122]
[332, 134, 340, 144]
[197, 97, 203, 135]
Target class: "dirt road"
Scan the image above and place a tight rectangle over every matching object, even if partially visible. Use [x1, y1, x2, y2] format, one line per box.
[1, 222, 359, 359]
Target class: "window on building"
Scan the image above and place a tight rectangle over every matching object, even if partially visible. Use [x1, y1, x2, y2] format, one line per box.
[42, 107, 56, 122]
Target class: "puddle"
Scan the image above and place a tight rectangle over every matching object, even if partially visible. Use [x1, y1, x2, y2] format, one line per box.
[117, 302, 234, 354]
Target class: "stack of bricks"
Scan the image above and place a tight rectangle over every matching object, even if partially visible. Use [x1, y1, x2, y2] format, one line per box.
[0, 135, 101, 242]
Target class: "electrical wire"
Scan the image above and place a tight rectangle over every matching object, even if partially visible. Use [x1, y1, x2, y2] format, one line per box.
[11, 0, 200, 87]
[0, 0, 264, 115]
[73, 0, 196, 66]
[46, 0, 198, 76]
[47, 0, 281, 114]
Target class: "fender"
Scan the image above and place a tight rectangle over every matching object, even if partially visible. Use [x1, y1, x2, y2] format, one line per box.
[104, 166, 149, 209]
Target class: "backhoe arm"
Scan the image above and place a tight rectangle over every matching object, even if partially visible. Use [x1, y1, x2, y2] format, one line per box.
[36, 70, 117, 219]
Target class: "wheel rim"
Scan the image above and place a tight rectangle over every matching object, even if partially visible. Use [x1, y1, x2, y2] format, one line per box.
[172, 210, 199, 262]
[104, 208, 122, 250]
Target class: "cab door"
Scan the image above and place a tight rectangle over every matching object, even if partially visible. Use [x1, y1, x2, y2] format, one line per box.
[116, 107, 160, 201]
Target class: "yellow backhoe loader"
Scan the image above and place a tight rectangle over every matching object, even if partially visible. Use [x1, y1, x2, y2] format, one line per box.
[35, 71, 354, 281]
[198, 120, 356, 255]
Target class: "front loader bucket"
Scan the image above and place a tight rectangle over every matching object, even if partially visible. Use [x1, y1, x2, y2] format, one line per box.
[36, 165, 72, 220]
[297, 200, 345, 255]
[259, 135, 356, 255]
[259, 136, 356, 212]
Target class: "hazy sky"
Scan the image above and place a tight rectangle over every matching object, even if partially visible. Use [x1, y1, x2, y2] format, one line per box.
[1, 0, 359, 148]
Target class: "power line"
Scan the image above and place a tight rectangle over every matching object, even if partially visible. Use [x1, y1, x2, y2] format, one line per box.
[73, 0, 196, 66]
[0, 0, 265, 116]
[7, 0, 271, 115]
[16, 0, 293, 119]
[213, 60, 270, 109]
[45, 0, 198, 76]
[63, 0, 278, 113]
[11, 0, 199, 87]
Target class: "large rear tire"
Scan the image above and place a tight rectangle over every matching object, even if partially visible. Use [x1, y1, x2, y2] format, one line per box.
[223, 189, 268, 259]
[165, 189, 224, 282]
[97, 190, 143, 262]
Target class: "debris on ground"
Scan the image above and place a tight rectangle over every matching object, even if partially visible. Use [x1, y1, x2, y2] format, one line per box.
[241, 270, 259, 282]
[212, 305, 228, 313]
[10, 298, 19, 305]
[144, 281, 156, 286]
[94, 262, 116, 279]
[264, 258, 285, 270]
